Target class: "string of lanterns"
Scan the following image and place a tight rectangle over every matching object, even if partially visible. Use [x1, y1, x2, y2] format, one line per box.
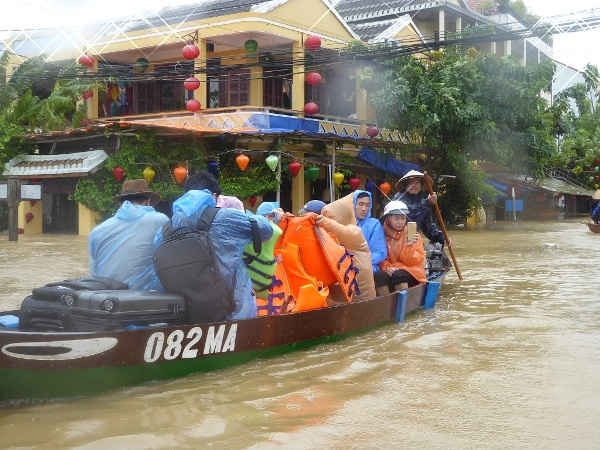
[303, 35, 322, 116]
[181, 32, 202, 113]
[112, 155, 394, 198]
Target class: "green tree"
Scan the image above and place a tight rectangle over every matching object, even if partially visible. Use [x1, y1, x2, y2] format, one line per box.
[369, 49, 556, 221]
[0, 52, 90, 174]
[550, 64, 600, 189]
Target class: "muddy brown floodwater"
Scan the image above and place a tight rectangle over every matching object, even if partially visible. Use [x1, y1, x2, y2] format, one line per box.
[0, 220, 599, 449]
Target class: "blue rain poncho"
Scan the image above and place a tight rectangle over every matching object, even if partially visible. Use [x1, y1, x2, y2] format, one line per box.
[156, 189, 273, 320]
[353, 190, 387, 272]
[89, 200, 169, 290]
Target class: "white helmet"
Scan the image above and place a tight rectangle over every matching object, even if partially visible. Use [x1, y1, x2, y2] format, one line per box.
[381, 200, 409, 220]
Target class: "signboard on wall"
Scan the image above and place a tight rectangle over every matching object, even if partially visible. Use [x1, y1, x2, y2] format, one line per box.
[505, 199, 524, 212]
[21, 184, 42, 200]
[0, 184, 6, 199]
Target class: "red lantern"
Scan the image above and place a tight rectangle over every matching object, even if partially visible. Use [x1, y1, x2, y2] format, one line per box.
[173, 166, 188, 184]
[184, 77, 200, 91]
[289, 161, 302, 177]
[82, 90, 93, 100]
[379, 181, 391, 196]
[236, 154, 250, 171]
[367, 126, 379, 138]
[77, 54, 94, 68]
[304, 35, 322, 51]
[186, 98, 201, 112]
[182, 43, 200, 60]
[304, 102, 319, 115]
[112, 166, 125, 182]
[248, 195, 257, 207]
[349, 177, 360, 191]
[305, 72, 322, 86]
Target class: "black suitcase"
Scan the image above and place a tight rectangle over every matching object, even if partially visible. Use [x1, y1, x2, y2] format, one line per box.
[20, 290, 186, 331]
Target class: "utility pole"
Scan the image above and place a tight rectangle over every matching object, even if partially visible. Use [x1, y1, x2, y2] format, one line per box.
[7, 179, 20, 241]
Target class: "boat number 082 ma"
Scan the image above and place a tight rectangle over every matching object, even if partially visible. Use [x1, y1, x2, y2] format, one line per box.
[143, 324, 238, 363]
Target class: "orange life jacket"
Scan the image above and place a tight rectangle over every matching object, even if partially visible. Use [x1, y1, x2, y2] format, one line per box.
[277, 214, 337, 285]
[256, 260, 290, 316]
[277, 243, 329, 312]
[275, 214, 359, 308]
[315, 225, 360, 302]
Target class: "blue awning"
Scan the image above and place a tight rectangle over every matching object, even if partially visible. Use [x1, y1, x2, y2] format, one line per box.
[358, 147, 420, 176]
[486, 179, 508, 192]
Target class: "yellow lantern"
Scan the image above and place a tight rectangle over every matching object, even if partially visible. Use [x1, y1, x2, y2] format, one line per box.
[333, 172, 344, 187]
[143, 166, 156, 184]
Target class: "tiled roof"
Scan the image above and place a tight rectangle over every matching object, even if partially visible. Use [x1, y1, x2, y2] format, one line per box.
[3, 150, 108, 178]
[2, 0, 292, 56]
[334, 0, 442, 23]
[350, 15, 415, 43]
[536, 177, 594, 197]
[126, 0, 289, 31]
[334, 0, 498, 40]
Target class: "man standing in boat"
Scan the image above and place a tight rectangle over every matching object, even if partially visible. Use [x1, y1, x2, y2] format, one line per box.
[392, 170, 445, 247]
[89, 179, 169, 290]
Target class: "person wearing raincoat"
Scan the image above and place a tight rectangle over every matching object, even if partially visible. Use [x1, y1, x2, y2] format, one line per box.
[591, 190, 600, 224]
[155, 170, 273, 321]
[377, 200, 426, 292]
[353, 190, 387, 272]
[89, 179, 169, 290]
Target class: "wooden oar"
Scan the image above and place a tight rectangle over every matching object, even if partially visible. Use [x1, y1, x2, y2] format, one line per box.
[423, 172, 463, 281]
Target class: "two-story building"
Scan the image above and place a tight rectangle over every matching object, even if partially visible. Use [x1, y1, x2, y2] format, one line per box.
[3, 0, 418, 236]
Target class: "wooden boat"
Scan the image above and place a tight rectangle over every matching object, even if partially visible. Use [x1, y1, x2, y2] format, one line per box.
[0, 271, 446, 404]
[587, 222, 600, 233]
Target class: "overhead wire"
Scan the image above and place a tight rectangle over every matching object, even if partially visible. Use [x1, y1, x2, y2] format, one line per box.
[1, 6, 599, 87]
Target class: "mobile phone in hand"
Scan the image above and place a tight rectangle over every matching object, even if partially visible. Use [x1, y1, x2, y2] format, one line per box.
[407, 221, 417, 241]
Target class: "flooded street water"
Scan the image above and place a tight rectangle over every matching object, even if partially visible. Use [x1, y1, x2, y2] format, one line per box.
[0, 220, 599, 449]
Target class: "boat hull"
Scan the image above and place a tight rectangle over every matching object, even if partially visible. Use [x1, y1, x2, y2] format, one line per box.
[0, 280, 442, 403]
[587, 222, 600, 233]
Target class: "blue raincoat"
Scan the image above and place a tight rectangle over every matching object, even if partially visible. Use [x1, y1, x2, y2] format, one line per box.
[155, 189, 273, 320]
[592, 201, 600, 224]
[353, 190, 387, 272]
[89, 201, 169, 290]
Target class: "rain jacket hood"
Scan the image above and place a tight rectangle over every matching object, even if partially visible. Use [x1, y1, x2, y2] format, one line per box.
[353, 190, 374, 224]
[172, 189, 215, 229]
[353, 190, 387, 271]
